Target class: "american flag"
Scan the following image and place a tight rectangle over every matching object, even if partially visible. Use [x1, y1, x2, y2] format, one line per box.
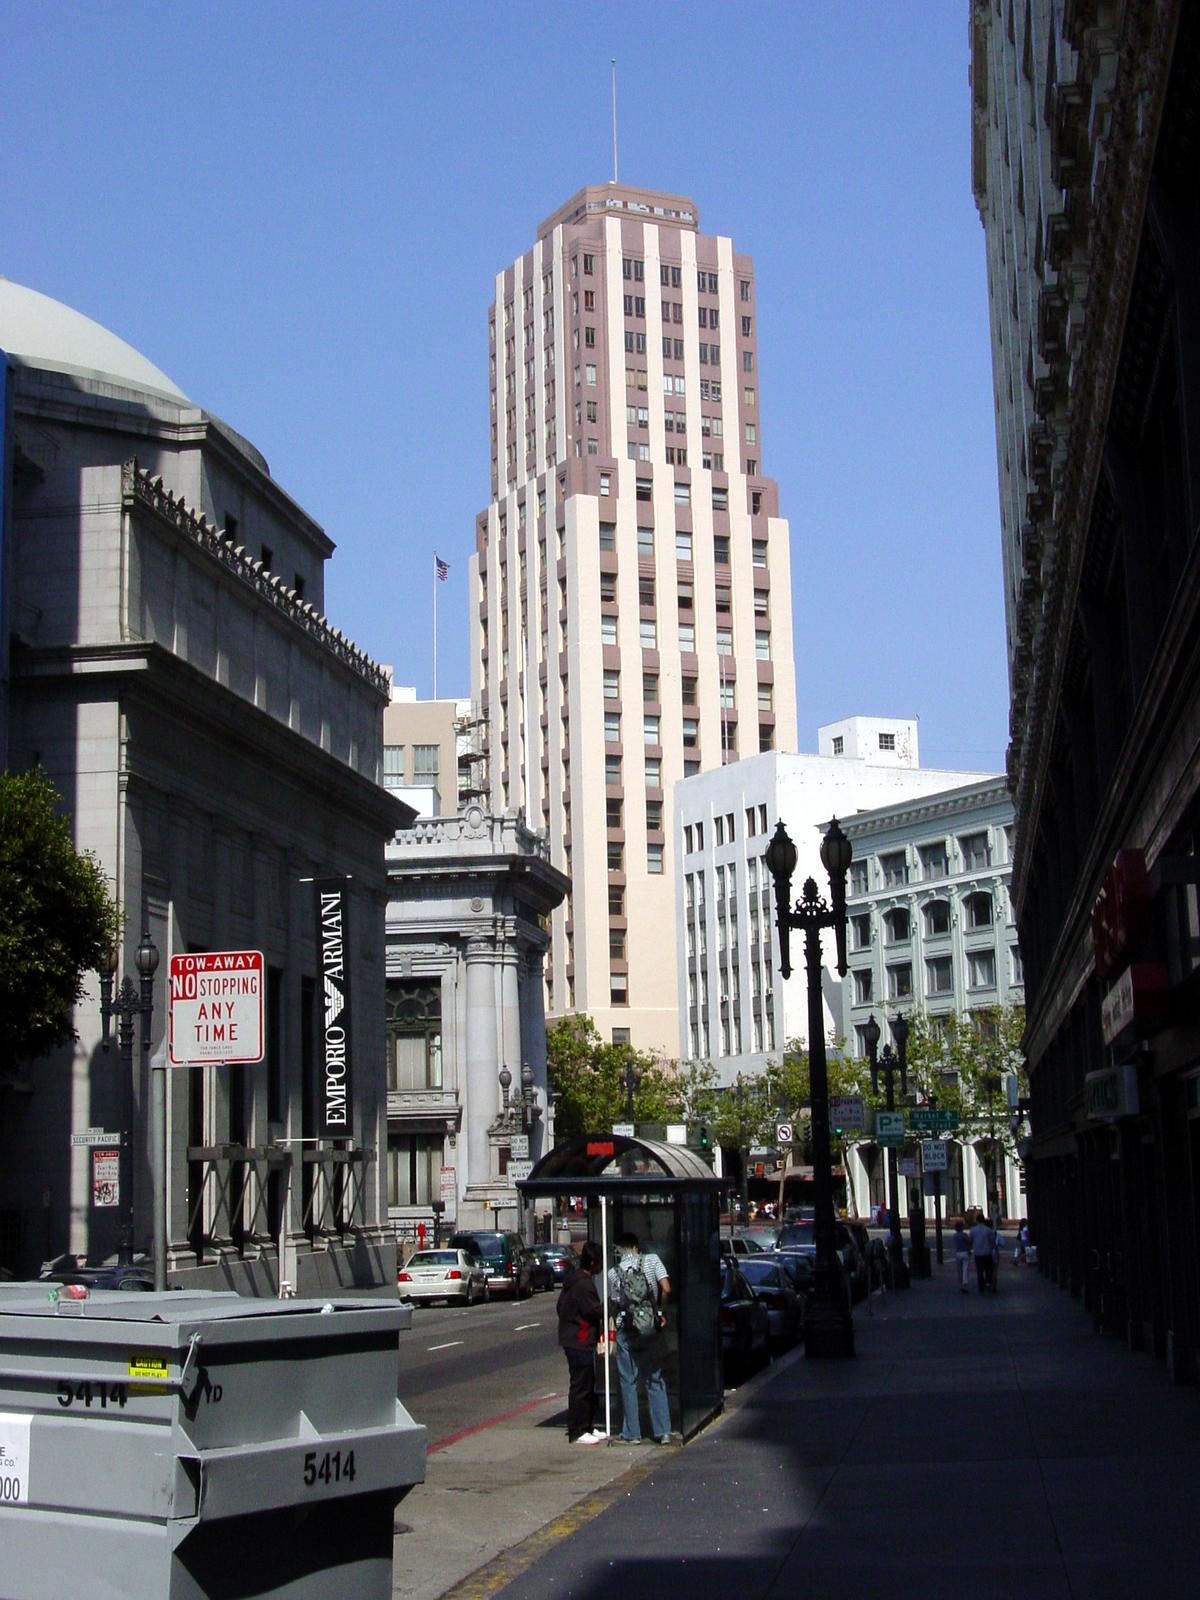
[435, 554, 449, 582]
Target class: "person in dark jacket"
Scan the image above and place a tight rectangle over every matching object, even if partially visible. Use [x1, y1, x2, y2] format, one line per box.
[556, 1241, 604, 1443]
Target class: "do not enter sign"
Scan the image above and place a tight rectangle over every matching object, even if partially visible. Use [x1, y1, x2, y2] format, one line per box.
[169, 951, 264, 1065]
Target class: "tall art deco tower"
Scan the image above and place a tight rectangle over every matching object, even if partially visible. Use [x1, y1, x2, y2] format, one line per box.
[470, 184, 797, 1053]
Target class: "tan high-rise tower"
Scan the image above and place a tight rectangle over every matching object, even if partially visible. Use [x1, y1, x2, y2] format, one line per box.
[470, 185, 797, 1054]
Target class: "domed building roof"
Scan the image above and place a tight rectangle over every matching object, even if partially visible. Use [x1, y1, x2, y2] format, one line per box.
[0, 276, 189, 402]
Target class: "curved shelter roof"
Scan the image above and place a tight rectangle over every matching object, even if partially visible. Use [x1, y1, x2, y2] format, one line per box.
[0, 276, 189, 402]
[517, 1133, 724, 1195]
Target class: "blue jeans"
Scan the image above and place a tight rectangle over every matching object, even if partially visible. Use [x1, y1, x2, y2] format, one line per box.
[615, 1329, 671, 1440]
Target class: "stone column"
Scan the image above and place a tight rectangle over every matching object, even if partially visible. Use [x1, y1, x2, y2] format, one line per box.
[465, 937, 498, 1191]
[500, 941, 522, 1080]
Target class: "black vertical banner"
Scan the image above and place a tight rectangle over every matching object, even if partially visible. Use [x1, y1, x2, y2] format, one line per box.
[313, 878, 353, 1136]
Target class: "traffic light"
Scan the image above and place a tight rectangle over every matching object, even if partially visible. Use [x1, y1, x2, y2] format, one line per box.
[698, 1124, 709, 1151]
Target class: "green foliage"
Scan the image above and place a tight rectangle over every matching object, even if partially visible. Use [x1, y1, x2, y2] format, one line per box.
[545, 1014, 676, 1138]
[0, 768, 117, 1080]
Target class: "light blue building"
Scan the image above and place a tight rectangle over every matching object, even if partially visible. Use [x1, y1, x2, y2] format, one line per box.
[839, 777, 1026, 1220]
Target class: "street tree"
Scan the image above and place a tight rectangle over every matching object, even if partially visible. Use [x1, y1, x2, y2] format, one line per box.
[545, 1014, 675, 1138]
[0, 768, 117, 1090]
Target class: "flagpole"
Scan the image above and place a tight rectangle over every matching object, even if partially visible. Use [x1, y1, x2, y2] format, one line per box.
[433, 551, 438, 700]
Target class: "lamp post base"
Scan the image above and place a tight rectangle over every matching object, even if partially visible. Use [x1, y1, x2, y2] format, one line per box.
[804, 1275, 855, 1359]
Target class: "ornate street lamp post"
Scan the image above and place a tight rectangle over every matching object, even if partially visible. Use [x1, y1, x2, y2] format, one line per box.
[863, 1011, 911, 1289]
[98, 929, 159, 1267]
[764, 816, 854, 1358]
[619, 1059, 642, 1127]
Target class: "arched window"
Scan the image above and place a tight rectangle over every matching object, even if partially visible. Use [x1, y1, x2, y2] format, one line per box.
[924, 901, 951, 938]
[965, 892, 994, 930]
[386, 980, 442, 1092]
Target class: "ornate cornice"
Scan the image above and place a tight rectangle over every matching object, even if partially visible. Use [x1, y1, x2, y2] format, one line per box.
[121, 458, 390, 700]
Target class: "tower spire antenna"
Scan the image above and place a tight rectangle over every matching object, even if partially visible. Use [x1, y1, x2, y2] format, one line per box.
[611, 58, 618, 184]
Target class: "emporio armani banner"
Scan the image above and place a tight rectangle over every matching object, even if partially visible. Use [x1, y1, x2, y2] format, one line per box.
[313, 878, 353, 1136]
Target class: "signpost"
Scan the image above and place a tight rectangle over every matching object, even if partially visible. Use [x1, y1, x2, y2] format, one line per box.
[507, 1159, 533, 1184]
[92, 1149, 119, 1209]
[509, 1134, 530, 1160]
[828, 1096, 865, 1133]
[439, 1167, 457, 1226]
[908, 1108, 959, 1133]
[169, 952, 264, 1065]
[775, 1122, 794, 1146]
[898, 1156, 917, 1179]
[71, 1129, 119, 1148]
[876, 1111, 906, 1148]
[611, 1123, 635, 1138]
[921, 1139, 948, 1265]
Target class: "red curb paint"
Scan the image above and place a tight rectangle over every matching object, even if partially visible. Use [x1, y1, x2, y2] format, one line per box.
[428, 1392, 562, 1454]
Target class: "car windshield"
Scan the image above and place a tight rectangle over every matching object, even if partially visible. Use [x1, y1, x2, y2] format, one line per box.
[467, 1233, 506, 1257]
[739, 1260, 782, 1287]
[409, 1252, 459, 1265]
[779, 1222, 815, 1249]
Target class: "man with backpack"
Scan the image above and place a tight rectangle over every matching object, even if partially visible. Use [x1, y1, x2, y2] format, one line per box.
[608, 1231, 672, 1443]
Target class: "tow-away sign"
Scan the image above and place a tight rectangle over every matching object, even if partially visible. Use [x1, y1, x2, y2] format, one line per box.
[169, 951, 264, 1065]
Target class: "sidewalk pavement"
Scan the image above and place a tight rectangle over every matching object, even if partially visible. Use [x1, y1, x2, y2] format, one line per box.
[392, 1385, 651, 1600]
[471, 1260, 1200, 1600]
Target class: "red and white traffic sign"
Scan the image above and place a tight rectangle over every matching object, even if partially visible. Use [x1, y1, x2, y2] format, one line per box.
[169, 951, 264, 1065]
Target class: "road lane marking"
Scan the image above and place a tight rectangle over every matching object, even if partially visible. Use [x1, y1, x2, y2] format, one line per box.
[513, 1322, 541, 1331]
[427, 1340, 464, 1351]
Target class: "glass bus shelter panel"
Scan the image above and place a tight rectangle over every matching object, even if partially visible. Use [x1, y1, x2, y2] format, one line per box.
[679, 1190, 722, 1438]
[588, 1193, 681, 1437]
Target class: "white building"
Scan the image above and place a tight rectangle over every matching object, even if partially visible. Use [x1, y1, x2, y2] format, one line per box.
[673, 719, 990, 1084]
[384, 806, 567, 1242]
[469, 183, 799, 1058]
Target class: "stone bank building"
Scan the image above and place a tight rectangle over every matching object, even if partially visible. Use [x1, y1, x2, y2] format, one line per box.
[0, 279, 411, 1291]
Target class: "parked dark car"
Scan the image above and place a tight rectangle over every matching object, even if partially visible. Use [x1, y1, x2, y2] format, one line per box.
[448, 1231, 533, 1298]
[737, 1256, 802, 1351]
[720, 1257, 770, 1382]
[38, 1256, 155, 1292]
[532, 1244, 575, 1287]
[524, 1248, 555, 1292]
[778, 1219, 868, 1304]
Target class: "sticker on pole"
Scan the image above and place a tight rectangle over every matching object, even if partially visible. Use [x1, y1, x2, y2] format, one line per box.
[169, 952, 264, 1065]
[0, 1413, 31, 1506]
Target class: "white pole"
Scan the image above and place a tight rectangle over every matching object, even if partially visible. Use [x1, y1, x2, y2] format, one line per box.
[611, 60, 618, 184]
[600, 1195, 611, 1439]
[433, 552, 438, 700]
[150, 1041, 167, 1292]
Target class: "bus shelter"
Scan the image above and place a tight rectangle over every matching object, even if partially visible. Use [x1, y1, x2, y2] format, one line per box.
[517, 1133, 725, 1439]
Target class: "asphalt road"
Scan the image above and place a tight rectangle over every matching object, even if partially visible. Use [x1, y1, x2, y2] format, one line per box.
[396, 1285, 567, 1448]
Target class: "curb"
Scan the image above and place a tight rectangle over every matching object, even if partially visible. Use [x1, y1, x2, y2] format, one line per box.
[435, 1454, 661, 1600]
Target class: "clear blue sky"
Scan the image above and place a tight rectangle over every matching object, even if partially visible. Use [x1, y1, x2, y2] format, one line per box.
[1, 3, 1007, 772]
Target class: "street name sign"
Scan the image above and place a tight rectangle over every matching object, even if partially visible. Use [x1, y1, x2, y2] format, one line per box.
[909, 1108, 959, 1133]
[611, 1123, 635, 1138]
[775, 1122, 794, 1145]
[71, 1128, 119, 1148]
[876, 1111, 906, 1147]
[921, 1139, 949, 1172]
[169, 951, 264, 1065]
[507, 1159, 534, 1183]
[509, 1134, 530, 1159]
[829, 1096, 865, 1132]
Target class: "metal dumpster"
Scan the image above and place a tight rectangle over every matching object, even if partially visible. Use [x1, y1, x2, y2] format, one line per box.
[0, 1287, 426, 1599]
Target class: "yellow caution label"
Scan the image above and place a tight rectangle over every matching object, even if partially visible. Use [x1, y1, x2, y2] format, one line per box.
[128, 1353, 169, 1382]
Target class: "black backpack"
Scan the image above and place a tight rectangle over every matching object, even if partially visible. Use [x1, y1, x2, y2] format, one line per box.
[618, 1258, 658, 1348]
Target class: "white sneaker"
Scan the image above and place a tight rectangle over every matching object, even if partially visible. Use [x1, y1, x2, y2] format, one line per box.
[573, 1429, 605, 1444]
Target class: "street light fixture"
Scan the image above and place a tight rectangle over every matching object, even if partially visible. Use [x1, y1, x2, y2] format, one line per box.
[863, 1011, 911, 1289]
[764, 816, 854, 1358]
[98, 928, 158, 1267]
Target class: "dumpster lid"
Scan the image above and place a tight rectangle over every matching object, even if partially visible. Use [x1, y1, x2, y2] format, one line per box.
[516, 1133, 725, 1195]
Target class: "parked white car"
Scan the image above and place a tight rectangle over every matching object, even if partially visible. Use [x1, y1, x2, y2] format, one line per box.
[398, 1249, 489, 1305]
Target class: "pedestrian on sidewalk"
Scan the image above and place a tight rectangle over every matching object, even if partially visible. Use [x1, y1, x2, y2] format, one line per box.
[556, 1241, 605, 1444]
[954, 1220, 971, 1292]
[608, 1231, 672, 1444]
[1014, 1220, 1029, 1265]
[970, 1213, 997, 1292]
